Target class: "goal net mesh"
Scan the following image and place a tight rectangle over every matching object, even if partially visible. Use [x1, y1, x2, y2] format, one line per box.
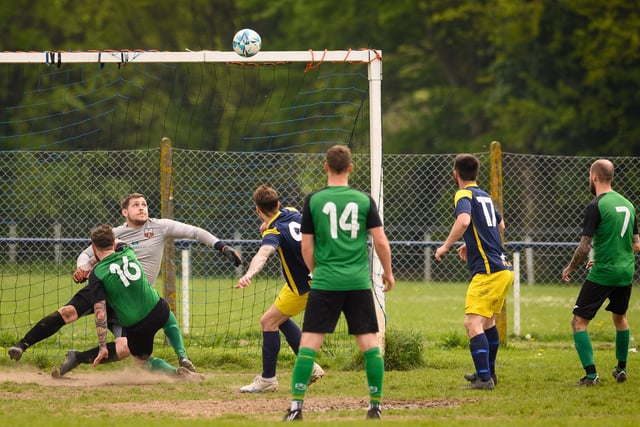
[0, 52, 380, 361]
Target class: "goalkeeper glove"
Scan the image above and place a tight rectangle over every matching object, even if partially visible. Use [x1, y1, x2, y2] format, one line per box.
[72, 267, 90, 283]
[215, 241, 241, 266]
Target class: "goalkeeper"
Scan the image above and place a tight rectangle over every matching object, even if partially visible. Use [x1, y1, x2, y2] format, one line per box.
[235, 184, 324, 393]
[7, 192, 241, 374]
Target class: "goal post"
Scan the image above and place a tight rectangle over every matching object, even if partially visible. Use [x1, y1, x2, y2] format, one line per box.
[366, 54, 387, 351]
[0, 49, 385, 356]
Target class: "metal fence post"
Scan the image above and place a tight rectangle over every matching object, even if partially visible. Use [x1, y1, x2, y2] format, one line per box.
[424, 232, 432, 282]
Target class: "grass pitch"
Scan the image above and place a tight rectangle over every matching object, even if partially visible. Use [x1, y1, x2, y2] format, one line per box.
[1, 281, 639, 425]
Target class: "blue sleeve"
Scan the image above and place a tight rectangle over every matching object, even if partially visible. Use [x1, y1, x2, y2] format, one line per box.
[262, 230, 281, 249]
[455, 196, 472, 217]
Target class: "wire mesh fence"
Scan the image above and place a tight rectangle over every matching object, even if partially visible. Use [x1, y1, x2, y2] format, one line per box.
[2, 148, 640, 356]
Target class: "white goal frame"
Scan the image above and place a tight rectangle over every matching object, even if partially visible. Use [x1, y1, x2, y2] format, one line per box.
[0, 49, 386, 347]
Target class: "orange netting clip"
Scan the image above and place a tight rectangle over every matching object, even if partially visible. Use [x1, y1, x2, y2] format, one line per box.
[347, 48, 382, 64]
[304, 49, 327, 73]
[364, 48, 383, 63]
[306, 48, 382, 71]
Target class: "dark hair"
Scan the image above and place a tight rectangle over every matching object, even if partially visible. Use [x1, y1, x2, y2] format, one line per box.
[90, 224, 115, 250]
[326, 144, 352, 174]
[454, 154, 479, 181]
[120, 193, 146, 210]
[253, 184, 279, 214]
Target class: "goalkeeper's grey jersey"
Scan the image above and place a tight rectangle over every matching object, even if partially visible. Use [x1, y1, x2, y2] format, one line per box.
[78, 218, 220, 285]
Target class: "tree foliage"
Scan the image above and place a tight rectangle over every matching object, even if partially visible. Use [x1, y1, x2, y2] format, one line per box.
[1, 0, 639, 155]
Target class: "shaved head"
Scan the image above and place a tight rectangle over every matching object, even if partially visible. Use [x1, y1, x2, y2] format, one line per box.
[590, 159, 614, 183]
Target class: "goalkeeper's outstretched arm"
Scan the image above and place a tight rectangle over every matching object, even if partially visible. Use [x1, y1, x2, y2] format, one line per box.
[161, 218, 241, 266]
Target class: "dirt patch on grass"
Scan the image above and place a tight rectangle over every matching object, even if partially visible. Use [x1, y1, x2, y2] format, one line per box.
[0, 368, 185, 387]
[0, 368, 469, 420]
[100, 396, 462, 419]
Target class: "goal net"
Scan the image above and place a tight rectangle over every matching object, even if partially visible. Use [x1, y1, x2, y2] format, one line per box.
[0, 49, 385, 361]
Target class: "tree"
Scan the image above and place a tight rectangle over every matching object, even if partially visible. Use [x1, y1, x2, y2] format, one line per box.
[2, 0, 640, 155]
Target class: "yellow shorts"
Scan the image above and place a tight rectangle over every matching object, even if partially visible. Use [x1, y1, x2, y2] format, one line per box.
[465, 269, 514, 318]
[274, 283, 309, 317]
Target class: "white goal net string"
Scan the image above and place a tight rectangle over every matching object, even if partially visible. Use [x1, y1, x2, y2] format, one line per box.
[0, 49, 385, 357]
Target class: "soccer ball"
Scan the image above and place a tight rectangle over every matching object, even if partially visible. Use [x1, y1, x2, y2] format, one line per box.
[232, 29, 262, 57]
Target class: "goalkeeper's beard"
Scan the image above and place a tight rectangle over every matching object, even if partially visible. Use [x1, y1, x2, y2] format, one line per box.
[127, 214, 148, 227]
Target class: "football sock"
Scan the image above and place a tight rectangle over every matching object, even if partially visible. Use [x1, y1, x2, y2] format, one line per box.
[20, 311, 67, 349]
[485, 325, 500, 375]
[146, 356, 177, 374]
[364, 347, 384, 405]
[163, 311, 187, 359]
[574, 330, 596, 377]
[616, 329, 630, 370]
[469, 333, 491, 382]
[76, 342, 120, 364]
[262, 331, 280, 378]
[584, 365, 597, 378]
[291, 347, 316, 401]
[279, 318, 301, 354]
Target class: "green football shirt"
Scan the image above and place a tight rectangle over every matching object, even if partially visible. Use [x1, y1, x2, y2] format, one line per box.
[583, 191, 638, 286]
[89, 245, 161, 327]
[301, 186, 383, 291]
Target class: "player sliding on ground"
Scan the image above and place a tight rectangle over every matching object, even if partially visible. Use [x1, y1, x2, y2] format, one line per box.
[8, 193, 241, 376]
[235, 184, 324, 392]
[83, 224, 201, 379]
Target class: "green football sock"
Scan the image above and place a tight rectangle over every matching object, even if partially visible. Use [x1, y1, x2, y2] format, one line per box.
[616, 329, 630, 369]
[364, 347, 384, 405]
[291, 347, 316, 402]
[146, 356, 177, 374]
[163, 311, 187, 359]
[574, 330, 596, 377]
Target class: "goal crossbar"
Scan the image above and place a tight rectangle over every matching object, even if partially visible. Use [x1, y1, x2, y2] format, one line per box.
[0, 47, 387, 351]
[0, 50, 381, 64]
[0, 48, 384, 221]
